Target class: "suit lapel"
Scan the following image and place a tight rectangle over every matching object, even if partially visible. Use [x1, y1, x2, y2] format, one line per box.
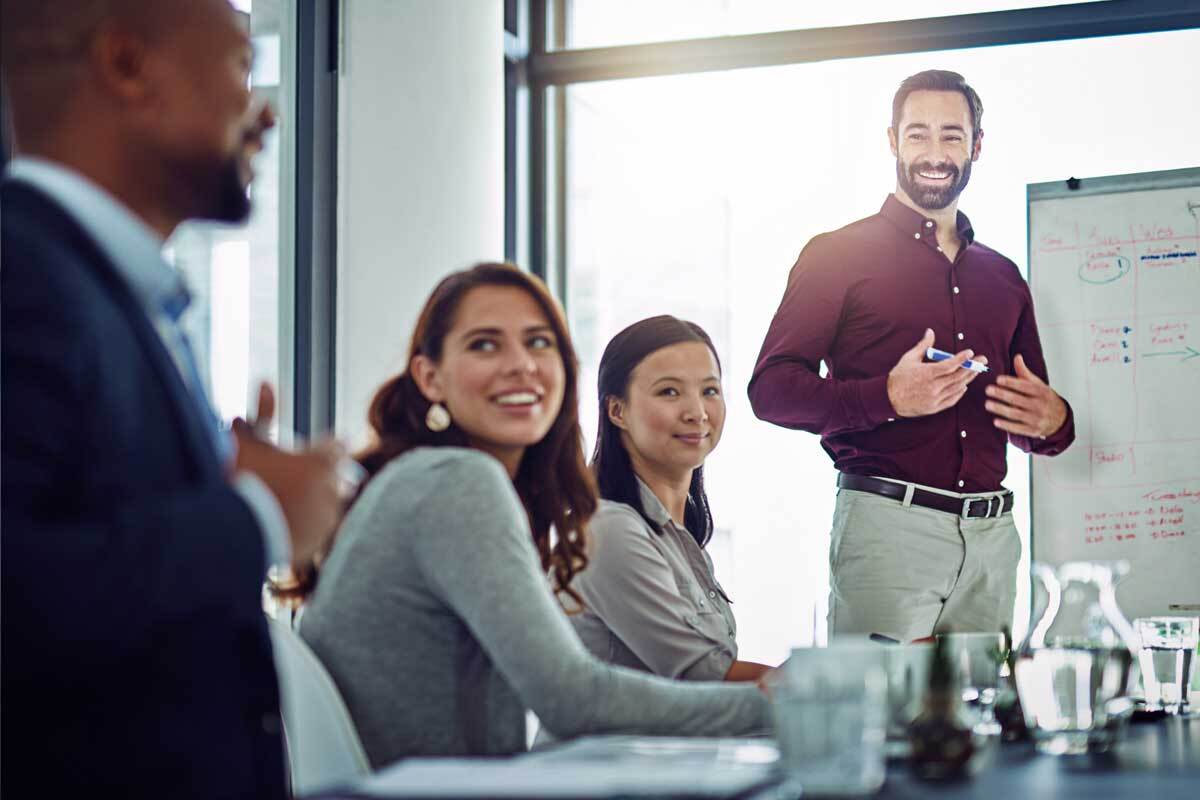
[4, 182, 225, 480]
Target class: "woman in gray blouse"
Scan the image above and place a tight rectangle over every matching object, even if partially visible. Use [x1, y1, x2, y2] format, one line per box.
[571, 316, 775, 684]
[299, 264, 768, 768]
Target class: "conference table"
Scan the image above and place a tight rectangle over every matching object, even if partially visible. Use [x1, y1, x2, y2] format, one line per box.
[863, 715, 1198, 799]
[319, 715, 1199, 799]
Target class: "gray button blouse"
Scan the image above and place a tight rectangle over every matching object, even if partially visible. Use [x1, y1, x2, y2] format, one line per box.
[568, 479, 737, 681]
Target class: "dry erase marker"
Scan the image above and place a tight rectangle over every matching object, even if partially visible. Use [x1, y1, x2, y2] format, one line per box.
[926, 347, 989, 373]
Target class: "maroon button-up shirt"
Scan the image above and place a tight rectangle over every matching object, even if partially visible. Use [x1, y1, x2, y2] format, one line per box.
[749, 195, 1074, 493]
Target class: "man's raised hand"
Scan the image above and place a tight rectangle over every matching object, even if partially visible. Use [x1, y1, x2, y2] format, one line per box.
[984, 354, 1067, 439]
[233, 382, 345, 566]
[887, 329, 988, 418]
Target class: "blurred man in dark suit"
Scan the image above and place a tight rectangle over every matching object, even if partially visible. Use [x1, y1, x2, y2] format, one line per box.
[2, 2, 344, 796]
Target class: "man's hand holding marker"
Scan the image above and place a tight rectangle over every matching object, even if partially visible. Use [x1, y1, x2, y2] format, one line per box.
[887, 329, 988, 418]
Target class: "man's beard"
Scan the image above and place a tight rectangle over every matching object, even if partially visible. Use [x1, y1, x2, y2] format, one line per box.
[896, 156, 972, 211]
[206, 157, 252, 223]
[178, 147, 253, 225]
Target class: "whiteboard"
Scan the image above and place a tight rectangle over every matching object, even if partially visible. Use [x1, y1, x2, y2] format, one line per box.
[1027, 168, 1200, 621]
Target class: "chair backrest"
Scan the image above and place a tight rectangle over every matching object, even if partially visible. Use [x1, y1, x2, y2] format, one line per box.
[267, 617, 371, 795]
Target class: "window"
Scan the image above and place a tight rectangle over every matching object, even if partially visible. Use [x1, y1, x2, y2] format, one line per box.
[167, 0, 294, 436]
[563, 28, 1200, 663]
[565, 0, 1108, 49]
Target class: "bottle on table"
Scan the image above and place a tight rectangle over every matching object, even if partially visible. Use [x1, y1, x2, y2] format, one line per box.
[994, 625, 1030, 743]
[908, 634, 977, 780]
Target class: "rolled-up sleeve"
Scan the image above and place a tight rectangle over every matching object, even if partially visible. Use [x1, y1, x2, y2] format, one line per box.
[573, 508, 734, 681]
[748, 236, 896, 435]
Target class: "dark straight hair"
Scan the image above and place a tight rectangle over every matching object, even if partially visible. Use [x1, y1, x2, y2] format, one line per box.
[591, 315, 720, 549]
[891, 69, 984, 145]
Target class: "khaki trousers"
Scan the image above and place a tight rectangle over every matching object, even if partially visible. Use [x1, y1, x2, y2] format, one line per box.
[827, 486, 1021, 641]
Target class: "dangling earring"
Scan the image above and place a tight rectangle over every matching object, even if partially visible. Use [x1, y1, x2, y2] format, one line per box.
[425, 402, 451, 432]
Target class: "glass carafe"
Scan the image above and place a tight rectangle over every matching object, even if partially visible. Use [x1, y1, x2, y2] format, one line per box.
[1014, 561, 1138, 754]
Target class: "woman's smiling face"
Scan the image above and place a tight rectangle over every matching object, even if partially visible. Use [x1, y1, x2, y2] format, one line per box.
[609, 341, 725, 478]
[412, 285, 565, 473]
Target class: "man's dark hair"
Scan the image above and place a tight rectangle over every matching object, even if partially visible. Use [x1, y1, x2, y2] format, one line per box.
[891, 70, 983, 144]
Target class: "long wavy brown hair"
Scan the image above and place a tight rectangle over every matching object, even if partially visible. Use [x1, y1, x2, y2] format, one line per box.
[356, 262, 596, 604]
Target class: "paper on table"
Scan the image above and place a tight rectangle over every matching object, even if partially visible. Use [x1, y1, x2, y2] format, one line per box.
[353, 737, 778, 798]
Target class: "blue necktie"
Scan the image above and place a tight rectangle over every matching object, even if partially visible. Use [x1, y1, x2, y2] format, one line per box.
[161, 284, 234, 466]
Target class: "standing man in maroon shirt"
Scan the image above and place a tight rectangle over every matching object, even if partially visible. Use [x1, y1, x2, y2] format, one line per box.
[748, 70, 1075, 641]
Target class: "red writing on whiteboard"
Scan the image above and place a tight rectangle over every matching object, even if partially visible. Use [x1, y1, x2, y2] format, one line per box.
[1143, 487, 1200, 504]
[1089, 322, 1132, 366]
[1085, 227, 1122, 246]
[1150, 322, 1187, 334]
[1084, 508, 1149, 522]
[1147, 319, 1185, 345]
[1136, 223, 1177, 240]
[1081, 504, 1186, 546]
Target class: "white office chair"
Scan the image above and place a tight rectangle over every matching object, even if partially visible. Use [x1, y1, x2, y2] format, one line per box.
[267, 617, 371, 795]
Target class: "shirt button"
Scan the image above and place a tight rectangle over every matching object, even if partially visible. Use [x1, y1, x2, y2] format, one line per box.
[957, 332, 964, 340]
[961, 430, 967, 438]
[958, 480, 965, 488]
[913, 232, 921, 239]
[708, 590, 717, 599]
[887, 417, 895, 423]
[953, 286, 960, 294]
[699, 599, 706, 607]
[925, 221, 934, 228]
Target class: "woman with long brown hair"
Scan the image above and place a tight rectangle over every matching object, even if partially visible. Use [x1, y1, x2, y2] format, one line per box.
[299, 263, 768, 766]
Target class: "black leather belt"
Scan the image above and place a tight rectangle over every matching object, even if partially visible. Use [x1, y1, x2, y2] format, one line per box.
[837, 474, 1013, 519]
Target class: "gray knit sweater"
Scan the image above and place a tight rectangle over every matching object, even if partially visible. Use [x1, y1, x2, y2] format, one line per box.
[300, 447, 769, 767]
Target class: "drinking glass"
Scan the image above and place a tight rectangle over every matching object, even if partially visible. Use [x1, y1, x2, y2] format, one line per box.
[881, 643, 933, 740]
[1135, 616, 1198, 714]
[1014, 646, 1134, 754]
[772, 643, 887, 797]
[262, 565, 308, 626]
[938, 632, 1005, 736]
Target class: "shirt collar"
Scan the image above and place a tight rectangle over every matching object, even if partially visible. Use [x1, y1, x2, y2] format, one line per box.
[634, 477, 676, 530]
[4, 157, 189, 316]
[879, 193, 975, 248]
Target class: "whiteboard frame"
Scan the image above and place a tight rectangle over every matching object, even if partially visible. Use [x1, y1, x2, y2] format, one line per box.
[1025, 166, 1200, 574]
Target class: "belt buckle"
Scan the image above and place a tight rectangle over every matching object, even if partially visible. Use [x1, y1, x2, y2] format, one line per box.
[960, 496, 995, 519]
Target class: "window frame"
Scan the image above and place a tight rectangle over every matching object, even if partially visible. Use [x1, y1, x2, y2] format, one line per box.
[507, 0, 1200, 650]
[513, 0, 1200, 301]
[291, 0, 340, 438]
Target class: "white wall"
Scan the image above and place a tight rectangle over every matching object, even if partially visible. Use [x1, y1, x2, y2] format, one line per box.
[336, 0, 504, 442]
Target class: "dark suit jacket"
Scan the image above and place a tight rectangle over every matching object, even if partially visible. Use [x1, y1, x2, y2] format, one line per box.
[1, 180, 287, 799]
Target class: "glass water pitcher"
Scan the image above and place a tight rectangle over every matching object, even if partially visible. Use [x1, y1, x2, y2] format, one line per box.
[1014, 561, 1139, 754]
